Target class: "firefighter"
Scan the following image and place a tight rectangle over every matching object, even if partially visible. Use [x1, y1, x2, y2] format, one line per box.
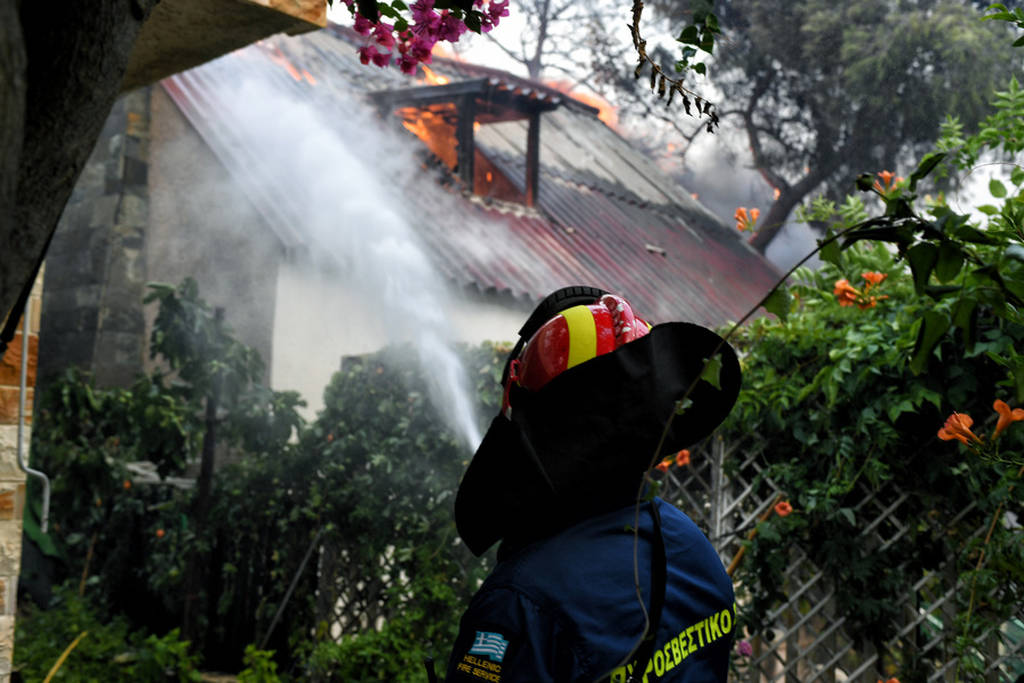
[445, 286, 741, 683]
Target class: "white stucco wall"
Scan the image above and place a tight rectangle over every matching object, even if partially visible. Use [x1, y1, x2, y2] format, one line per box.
[271, 262, 526, 417]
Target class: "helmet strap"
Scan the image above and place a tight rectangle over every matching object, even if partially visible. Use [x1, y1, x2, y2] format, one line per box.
[501, 359, 521, 419]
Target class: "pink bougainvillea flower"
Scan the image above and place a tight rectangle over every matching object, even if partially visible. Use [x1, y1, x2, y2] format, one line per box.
[488, 0, 510, 23]
[408, 35, 435, 63]
[397, 52, 419, 74]
[655, 460, 671, 473]
[993, 399, 1024, 440]
[410, 0, 435, 22]
[675, 449, 691, 467]
[353, 12, 375, 35]
[937, 412, 983, 445]
[351, 1, 510, 73]
[775, 501, 793, 517]
[357, 44, 380, 66]
[437, 10, 467, 42]
[373, 21, 396, 49]
[737, 640, 753, 657]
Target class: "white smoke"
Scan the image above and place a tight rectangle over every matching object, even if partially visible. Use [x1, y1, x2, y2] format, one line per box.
[209, 69, 484, 450]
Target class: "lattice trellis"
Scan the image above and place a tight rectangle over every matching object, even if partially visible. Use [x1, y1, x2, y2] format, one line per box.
[659, 436, 1024, 682]
[316, 544, 411, 639]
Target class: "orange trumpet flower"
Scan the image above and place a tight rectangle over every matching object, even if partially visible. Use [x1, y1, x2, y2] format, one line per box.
[937, 413, 983, 445]
[993, 399, 1024, 440]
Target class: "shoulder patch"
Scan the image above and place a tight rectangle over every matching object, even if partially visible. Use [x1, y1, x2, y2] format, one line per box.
[452, 631, 510, 682]
[469, 631, 509, 662]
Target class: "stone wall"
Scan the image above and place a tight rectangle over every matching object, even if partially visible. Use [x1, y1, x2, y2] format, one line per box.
[36, 88, 152, 389]
[38, 82, 283, 391]
[0, 273, 43, 679]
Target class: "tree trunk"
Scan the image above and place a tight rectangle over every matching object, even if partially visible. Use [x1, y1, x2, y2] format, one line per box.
[748, 160, 840, 253]
[0, 0, 25, 301]
[524, 0, 552, 80]
[183, 308, 224, 644]
[1, 0, 160, 325]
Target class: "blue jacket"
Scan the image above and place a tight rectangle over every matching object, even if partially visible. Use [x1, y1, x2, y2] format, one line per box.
[446, 498, 735, 683]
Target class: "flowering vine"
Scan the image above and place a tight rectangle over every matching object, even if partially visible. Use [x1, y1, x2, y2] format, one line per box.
[655, 449, 691, 472]
[339, 0, 510, 74]
[833, 271, 889, 309]
[938, 399, 1024, 460]
[734, 206, 760, 232]
[871, 169, 904, 195]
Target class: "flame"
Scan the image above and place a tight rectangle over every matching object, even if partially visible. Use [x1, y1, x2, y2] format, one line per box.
[473, 121, 481, 132]
[542, 80, 619, 129]
[402, 118, 430, 140]
[396, 103, 459, 169]
[430, 42, 466, 62]
[264, 46, 303, 82]
[394, 101, 525, 202]
[773, 187, 781, 200]
[420, 65, 450, 86]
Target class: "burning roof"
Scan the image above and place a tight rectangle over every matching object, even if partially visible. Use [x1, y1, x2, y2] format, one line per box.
[161, 23, 779, 327]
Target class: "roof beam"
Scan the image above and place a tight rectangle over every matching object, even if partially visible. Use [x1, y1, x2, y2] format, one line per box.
[456, 94, 476, 188]
[369, 79, 491, 111]
[369, 78, 561, 119]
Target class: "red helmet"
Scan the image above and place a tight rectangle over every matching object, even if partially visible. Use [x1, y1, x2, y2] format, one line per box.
[502, 290, 650, 417]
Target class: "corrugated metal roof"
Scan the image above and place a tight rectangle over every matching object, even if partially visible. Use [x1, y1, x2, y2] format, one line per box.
[161, 23, 780, 327]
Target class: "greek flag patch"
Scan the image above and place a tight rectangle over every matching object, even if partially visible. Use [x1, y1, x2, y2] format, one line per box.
[468, 631, 509, 662]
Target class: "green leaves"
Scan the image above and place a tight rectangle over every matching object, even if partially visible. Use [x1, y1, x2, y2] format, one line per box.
[908, 152, 946, 191]
[763, 285, 792, 322]
[910, 311, 951, 374]
[668, 1, 718, 84]
[817, 229, 842, 267]
[700, 354, 723, 390]
[935, 242, 965, 282]
[678, 25, 699, 45]
[676, 5, 719, 53]
[989, 177, 1008, 198]
[907, 243, 939, 294]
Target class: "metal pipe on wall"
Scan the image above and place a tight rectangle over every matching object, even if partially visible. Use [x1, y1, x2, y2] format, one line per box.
[16, 296, 51, 533]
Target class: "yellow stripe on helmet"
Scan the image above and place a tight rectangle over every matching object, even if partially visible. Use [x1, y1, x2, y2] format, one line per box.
[561, 304, 597, 370]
